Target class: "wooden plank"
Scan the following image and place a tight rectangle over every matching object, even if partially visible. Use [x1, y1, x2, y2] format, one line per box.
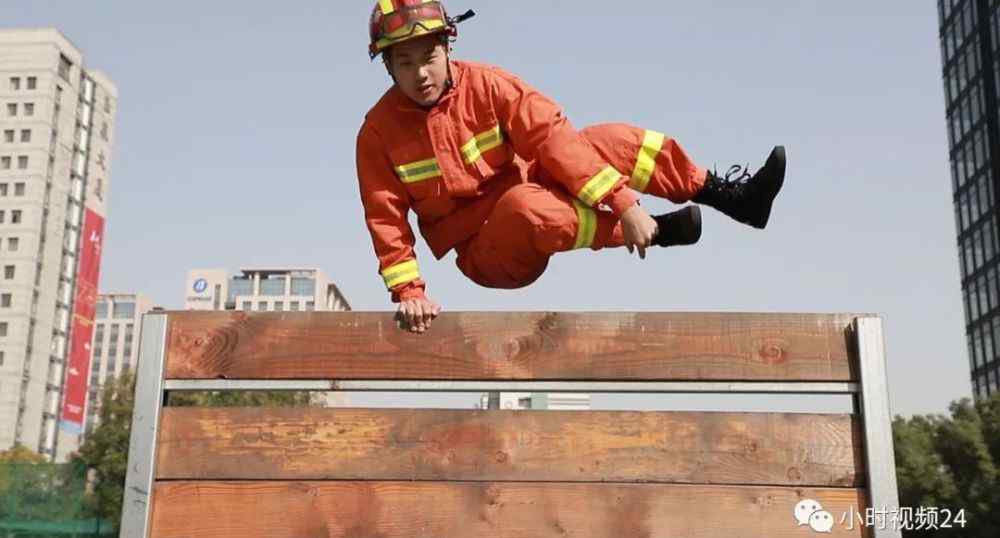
[162, 311, 861, 381]
[150, 481, 871, 537]
[156, 408, 863, 487]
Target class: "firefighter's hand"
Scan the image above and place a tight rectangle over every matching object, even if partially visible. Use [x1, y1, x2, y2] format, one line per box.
[396, 295, 442, 333]
[620, 204, 658, 260]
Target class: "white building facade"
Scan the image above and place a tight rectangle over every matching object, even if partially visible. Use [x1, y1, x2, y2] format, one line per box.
[0, 29, 117, 461]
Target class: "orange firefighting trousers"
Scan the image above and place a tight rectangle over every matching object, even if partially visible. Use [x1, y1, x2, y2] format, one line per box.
[454, 122, 707, 289]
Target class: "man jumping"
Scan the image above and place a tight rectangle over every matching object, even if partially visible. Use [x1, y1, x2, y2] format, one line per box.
[356, 1, 786, 332]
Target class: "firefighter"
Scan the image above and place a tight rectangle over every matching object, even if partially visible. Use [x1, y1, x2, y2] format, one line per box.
[357, 0, 786, 333]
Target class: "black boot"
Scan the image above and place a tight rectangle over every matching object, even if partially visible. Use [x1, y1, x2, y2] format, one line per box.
[692, 146, 786, 229]
[652, 205, 702, 247]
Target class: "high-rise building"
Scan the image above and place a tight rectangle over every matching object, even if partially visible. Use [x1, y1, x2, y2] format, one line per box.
[0, 29, 117, 460]
[478, 392, 590, 410]
[183, 267, 352, 407]
[939, 1, 1000, 400]
[184, 267, 351, 312]
[81, 294, 156, 441]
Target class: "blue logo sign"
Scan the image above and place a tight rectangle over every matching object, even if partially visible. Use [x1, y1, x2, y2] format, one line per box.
[193, 278, 208, 293]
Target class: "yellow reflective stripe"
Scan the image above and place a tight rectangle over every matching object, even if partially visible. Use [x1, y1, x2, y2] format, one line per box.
[381, 260, 420, 288]
[394, 157, 442, 184]
[460, 126, 504, 165]
[572, 199, 597, 249]
[378, 0, 395, 15]
[576, 165, 621, 207]
[629, 130, 665, 193]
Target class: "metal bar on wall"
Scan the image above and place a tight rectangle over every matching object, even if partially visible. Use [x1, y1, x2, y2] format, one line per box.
[853, 316, 902, 538]
[120, 313, 168, 538]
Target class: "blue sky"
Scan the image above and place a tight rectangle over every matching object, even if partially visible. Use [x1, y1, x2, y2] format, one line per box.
[1, 1, 968, 416]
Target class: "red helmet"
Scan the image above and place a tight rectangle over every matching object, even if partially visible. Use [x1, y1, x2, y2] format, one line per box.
[368, 1, 472, 60]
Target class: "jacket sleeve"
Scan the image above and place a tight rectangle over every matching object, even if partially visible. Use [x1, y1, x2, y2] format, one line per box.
[487, 68, 638, 218]
[356, 123, 427, 303]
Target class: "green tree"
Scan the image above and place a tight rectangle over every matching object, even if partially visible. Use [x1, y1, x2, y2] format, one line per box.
[893, 392, 1000, 537]
[73, 369, 137, 536]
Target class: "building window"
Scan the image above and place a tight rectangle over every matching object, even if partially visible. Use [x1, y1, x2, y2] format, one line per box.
[11, 210, 21, 224]
[108, 325, 119, 357]
[17, 156, 27, 169]
[0, 157, 9, 169]
[3, 130, 12, 143]
[23, 103, 33, 116]
[100, 123, 108, 140]
[6, 238, 15, 251]
[0, 322, 7, 336]
[241, 301, 251, 311]
[112, 302, 136, 319]
[306, 301, 315, 311]
[27, 77, 36, 90]
[95, 301, 108, 318]
[1, 293, 11, 308]
[6, 104, 16, 116]
[257, 301, 267, 311]
[20, 130, 30, 143]
[104, 96, 111, 114]
[0, 184, 6, 196]
[14, 183, 24, 196]
[9, 77, 19, 90]
[290, 301, 300, 312]
[94, 324, 104, 357]
[290, 277, 316, 296]
[275, 301, 284, 312]
[260, 278, 285, 296]
[58, 55, 72, 81]
[213, 284, 221, 310]
[0, 210, 4, 223]
[0, 351, 4, 366]
[227, 278, 253, 304]
[3, 265, 13, 279]
[124, 329, 134, 358]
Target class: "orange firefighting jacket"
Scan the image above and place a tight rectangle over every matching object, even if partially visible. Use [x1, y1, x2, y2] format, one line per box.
[356, 60, 639, 302]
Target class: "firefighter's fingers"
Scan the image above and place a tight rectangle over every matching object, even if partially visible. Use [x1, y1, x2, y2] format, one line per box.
[403, 301, 417, 332]
[637, 242, 647, 260]
[398, 301, 415, 331]
[411, 301, 426, 333]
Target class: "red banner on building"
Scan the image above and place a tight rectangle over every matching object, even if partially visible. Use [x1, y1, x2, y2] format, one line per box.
[59, 208, 105, 435]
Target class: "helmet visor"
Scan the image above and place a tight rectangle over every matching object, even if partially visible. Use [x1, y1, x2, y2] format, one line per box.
[374, 2, 448, 50]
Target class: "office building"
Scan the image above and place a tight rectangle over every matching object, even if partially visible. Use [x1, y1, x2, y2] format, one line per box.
[184, 267, 351, 313]
[939, 1, 1000, 400]
[0, 29, 117, 461]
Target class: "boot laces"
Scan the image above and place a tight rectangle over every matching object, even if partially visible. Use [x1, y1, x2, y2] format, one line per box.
[712, 163, 753, 193]
[716, 163, 752, 185]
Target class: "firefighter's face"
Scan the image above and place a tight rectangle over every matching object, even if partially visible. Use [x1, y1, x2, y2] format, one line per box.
[387, 35, 449, 107]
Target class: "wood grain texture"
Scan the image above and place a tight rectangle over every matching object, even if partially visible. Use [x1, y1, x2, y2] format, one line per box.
[162, 311, 862, 381]
[150, 481, 871, 538]
[156, 407, 863, 487]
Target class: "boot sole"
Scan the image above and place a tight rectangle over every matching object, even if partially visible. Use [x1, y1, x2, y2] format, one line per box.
[751, 145, 786, 229]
